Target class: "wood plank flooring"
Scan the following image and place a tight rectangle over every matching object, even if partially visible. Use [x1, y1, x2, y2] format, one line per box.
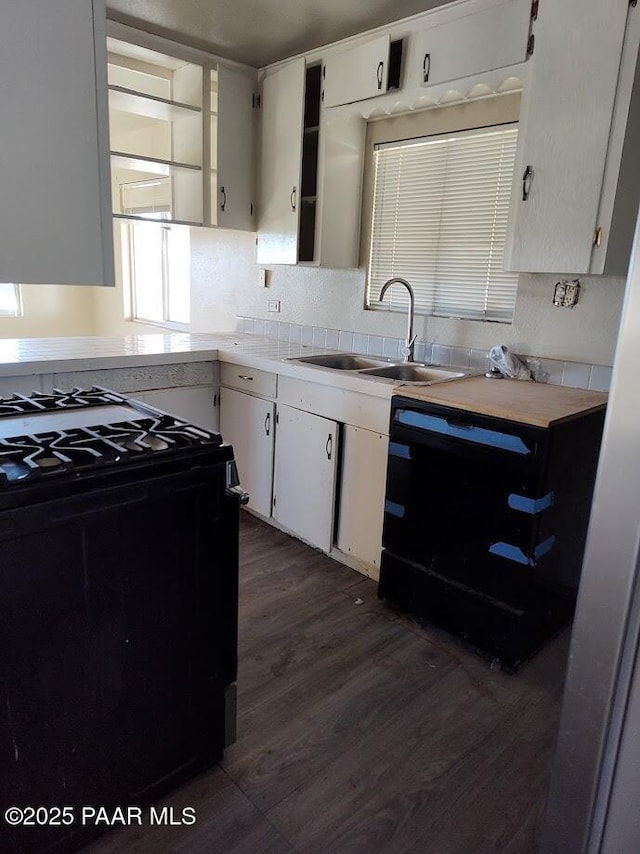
[85, 512, 569, 854]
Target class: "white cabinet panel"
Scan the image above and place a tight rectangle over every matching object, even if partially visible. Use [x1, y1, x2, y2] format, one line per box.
[133, 386, 218, 432]
[217, 66, 256, 231]
[220, 388, 275, 517]
[336, 427, 388, 579]
[257, 59, 305, 264]
[0, 0, 113, 285]
[322, 35, 390, 107]
[273, 404, 339, 552]
[417, 0, 531, 88]
[505, 0, 629, 273]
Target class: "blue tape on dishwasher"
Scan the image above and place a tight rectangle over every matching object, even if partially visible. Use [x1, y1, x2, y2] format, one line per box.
[508, 492, 554, 514]
[388, 442, 411, 459]
[396, 410, 531, 455]
[489, 536, 556, 566]
[385, 500, 405, 518]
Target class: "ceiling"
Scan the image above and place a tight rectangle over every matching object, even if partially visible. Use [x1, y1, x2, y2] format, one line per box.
[106, 0, 449, 68]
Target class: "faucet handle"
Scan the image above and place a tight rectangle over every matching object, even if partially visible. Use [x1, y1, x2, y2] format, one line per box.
[401, 334, 418, 362]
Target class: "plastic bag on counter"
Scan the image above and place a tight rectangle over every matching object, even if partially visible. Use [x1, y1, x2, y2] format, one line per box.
[489, 344, 534, 380]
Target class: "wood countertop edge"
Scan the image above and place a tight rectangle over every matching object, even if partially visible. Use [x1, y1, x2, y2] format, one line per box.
[394, 376, 608, 429]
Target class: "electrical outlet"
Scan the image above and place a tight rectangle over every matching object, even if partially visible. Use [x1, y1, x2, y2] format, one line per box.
[553, 279, 580, 308]
[267, 299, 281, 313]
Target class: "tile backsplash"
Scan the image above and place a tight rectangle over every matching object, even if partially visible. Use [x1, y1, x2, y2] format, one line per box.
[236, 317, 613, 393]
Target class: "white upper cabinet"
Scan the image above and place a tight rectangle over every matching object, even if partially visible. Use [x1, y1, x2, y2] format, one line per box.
[0, 0, 114, 285]
[257, 59, 305, 265]
[322, 35, 390, 107]
[505, 0, 631, 274]
[215, 67, 257, 231]
[417, 0, 532, 87]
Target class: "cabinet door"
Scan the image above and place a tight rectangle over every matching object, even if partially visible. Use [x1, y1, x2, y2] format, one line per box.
[417, 0, 531, 88]
[217, 66, 257, 232]
[336, 426, 388, 579]
[220, 388, 275, 517]
[133, 387, 218, 432]
[273, 404, 339, 552]
[256, 59, 305, 264]
[322, 35, 390, 107]
[505, 0, 629, 273]
[0, 0, 113, 285]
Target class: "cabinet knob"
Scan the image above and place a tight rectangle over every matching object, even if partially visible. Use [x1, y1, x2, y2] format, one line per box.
[290, 186, 297, 211]
[423, 53, 431, 83]
[376, 60, 384, 90]
[522, 166, 534, 201]
[220, 186, 227, 211]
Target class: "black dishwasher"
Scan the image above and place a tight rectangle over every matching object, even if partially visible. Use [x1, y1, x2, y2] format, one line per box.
[0, 388, 243, 854]
[378, 393, 605, 670]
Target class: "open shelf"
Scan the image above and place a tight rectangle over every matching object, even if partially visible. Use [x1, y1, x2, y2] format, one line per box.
[108, 86, 201, 121]
[113, 213, 203, 228]
[110, 152, 202, 176]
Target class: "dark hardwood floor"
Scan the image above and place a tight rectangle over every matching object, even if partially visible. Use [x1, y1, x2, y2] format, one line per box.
[85, 512, 569, 854]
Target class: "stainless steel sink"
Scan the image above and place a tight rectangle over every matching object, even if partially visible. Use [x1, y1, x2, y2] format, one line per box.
[292, 353, 391, 370]
[360, 364, 467, 383]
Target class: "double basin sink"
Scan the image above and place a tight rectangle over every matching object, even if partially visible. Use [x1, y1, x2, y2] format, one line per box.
[290, 353, 468, 385]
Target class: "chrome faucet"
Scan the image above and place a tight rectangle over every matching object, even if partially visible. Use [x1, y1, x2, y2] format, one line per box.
[378, 277, 417, 363]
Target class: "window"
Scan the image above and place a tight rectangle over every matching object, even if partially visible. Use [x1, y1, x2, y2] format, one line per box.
[121, 179, 190, 325]
[0, 284, 22, 317]
[366, 123, 519, 323]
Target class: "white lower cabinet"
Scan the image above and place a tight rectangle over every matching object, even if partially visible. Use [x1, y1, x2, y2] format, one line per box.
[336, 426, 389, 579]
[220, 387, 275, 517]
[273, 404, 339, 553]
[132, 386, 218, 432]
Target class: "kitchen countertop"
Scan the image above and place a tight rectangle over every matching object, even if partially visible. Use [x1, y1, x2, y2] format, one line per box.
[0, 333, 398, 400]
[397, 375, 608, 427]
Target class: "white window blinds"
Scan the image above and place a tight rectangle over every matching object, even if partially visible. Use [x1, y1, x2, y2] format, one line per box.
[367, 124, 519, 323]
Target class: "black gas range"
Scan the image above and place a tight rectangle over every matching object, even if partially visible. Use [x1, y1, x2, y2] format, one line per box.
[0, 388, 243, 854]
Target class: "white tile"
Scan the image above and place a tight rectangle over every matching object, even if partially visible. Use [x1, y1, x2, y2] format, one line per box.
[243, 318, 255, 335]
[277, 322, 290, 341]
[561, 361, 591, 390]
[352, 333, 368, 355]
[589, 365, 613, 392]
[288, 324, 301, 344]
[300, 325, 314, 346]
[367, 335, 385, 356]
[432, 344, 451, 366]
[469, 348, 489, 371]
[414, 342, 427, 363]
[325, 329, 340, 349]
[313, 327, 327, 348]
[338, 331, 354, 352]
[540, 359, 564, 386]
[266, 320, 279, 339]
[383, 337, 401, 359]
[253, 319, 266, 338]
[234, 316, 245, 332]
[421, 342, 434, 365]
[449, 347, 470, 369]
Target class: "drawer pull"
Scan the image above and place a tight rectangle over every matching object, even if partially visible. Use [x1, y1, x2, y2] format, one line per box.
[422, 52, 431, 83]
[238, 374, 254, 381]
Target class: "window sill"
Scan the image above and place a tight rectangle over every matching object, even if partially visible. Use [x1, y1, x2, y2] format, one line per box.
[130, 317, 191, 333]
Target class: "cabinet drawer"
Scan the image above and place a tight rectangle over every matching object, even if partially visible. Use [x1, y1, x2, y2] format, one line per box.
[220, 363, 277, 398]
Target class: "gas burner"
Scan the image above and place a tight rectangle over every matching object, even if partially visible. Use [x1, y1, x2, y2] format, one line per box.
[0, 387, 127, 417]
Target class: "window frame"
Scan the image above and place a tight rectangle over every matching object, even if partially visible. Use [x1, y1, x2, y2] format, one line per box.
[0, 284, 23, 318]
[360, 93, 521, 324]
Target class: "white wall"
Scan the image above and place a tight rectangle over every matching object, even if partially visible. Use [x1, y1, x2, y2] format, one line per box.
[0, 284, 98, 338]
[91, 224, 626, 366]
